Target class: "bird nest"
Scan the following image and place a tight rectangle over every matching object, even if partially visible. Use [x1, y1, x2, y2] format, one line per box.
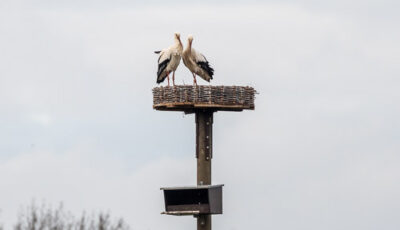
[153, 85, 256, 112]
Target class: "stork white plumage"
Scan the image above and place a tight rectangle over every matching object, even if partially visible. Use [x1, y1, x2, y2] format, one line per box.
[155, 33, 183, 86]
[182, 35, 214, 85]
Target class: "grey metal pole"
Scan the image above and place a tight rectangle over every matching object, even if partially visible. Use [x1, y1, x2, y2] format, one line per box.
[196, 110, 213, 230]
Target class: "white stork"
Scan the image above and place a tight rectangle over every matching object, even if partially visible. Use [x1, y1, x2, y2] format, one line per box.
[182, 35, 214, 85]
[154, 33, 183, 86]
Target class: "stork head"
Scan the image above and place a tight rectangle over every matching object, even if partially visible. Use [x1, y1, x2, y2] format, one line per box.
[174, 32, 182, 46]
[188, 35, 194, 44]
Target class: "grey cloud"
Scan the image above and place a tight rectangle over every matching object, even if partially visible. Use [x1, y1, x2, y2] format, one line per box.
[0, 2, 399, 230]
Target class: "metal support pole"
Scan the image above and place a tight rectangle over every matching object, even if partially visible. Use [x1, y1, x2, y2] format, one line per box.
[195, 110, 213, 230]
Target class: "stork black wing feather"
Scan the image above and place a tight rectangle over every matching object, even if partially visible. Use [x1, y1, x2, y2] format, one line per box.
[197, 61, 214, 79]
[156, 58, 170, 83]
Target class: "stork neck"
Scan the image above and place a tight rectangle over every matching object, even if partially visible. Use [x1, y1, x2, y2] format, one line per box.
[187, 41, 192, 52]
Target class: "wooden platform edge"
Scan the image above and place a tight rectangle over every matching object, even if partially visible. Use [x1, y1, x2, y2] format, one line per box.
[153, 103, 255, 112]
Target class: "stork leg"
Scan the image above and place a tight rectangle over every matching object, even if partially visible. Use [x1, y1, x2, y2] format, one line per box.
[172, 71, 176, 86]
[192, 73, 197, 86]
[167, 72, 170, 86]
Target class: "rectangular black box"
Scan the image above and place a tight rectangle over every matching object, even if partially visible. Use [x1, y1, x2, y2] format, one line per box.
[161, 184, 223, 215]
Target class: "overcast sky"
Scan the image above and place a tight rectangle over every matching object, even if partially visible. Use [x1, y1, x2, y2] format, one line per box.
[0, 0, 399, 229]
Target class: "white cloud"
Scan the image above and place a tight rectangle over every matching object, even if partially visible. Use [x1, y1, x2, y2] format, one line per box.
[30, 113, 53, 126]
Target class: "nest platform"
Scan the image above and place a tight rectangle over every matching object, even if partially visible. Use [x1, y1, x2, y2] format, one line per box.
[153, 85, 256, 112]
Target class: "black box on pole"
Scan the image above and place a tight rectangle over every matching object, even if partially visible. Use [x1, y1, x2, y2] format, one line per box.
[161, 184, 223, 216]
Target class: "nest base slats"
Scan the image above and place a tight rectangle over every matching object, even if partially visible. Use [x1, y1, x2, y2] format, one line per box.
[153, 85, 256, 112]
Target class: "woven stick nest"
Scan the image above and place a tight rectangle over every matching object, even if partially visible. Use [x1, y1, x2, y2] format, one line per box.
[153, 85, 256, 111]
